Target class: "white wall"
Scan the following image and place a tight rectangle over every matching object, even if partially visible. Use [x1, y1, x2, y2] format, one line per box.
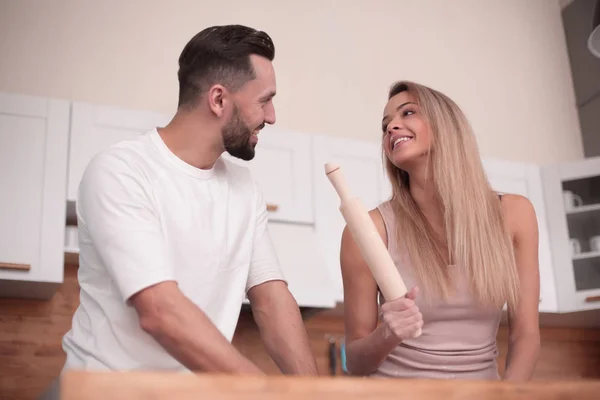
[0, 0, 583, 164]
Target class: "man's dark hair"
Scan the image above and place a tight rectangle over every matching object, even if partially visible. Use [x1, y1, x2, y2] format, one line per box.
[177, 24, 275, 109]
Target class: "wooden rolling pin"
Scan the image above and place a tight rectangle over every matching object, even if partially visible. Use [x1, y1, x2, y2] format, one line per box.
[325, 162, 421, 337]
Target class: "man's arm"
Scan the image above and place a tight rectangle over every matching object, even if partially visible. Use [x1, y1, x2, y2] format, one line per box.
[78, 151, 263, 374]
[130, 281, 263, 374]
[501, 194, 541, 381]
[244, 180, 318, 375]
[247, 280, 318, 375]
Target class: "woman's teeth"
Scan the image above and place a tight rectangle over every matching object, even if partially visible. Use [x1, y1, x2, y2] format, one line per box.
[393, 136, 412, 149]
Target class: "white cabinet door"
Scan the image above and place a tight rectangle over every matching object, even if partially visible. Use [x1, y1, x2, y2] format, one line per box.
[223, 126, 313, 224]
[541, 157, 600, 312]
[483, 158, 558, 313]
[312, 135, 388, 303]
[68, 102, 171, 201]
[0, 93, 70, 291]
[267, 222, 336, 308]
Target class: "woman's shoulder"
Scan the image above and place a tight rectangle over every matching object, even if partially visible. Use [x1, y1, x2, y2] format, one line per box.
[497, 193, 538, 238]
[497, 193, 535, 214]
[369, 202, 391, 246]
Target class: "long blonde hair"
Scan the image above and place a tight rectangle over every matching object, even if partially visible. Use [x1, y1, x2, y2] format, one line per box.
[383, 81, 519, 310]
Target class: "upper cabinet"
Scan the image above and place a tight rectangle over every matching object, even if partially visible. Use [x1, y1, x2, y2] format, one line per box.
[67, 101, 171, 201]
[0, 93, 70, 299]
[541, 156, 600, 312]
[482, 158, 558, 313]
[222, 126, 314, 224]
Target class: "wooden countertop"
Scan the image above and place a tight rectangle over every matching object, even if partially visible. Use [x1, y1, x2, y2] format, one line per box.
[60, 370, 600, 400]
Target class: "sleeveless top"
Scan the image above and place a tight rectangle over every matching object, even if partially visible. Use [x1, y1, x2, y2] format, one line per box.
[371, 201, 503, 380]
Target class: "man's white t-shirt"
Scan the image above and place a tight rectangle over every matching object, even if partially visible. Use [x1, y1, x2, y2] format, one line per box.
[61, 128, 286, 371]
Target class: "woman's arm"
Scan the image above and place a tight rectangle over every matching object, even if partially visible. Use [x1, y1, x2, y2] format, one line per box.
[341, 208, 421, 375]
[501, 194, 541, 381]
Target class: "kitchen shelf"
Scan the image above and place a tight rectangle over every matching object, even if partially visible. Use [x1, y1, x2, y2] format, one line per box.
[566, 203, 600, 215]
[573, 251, 600, 261]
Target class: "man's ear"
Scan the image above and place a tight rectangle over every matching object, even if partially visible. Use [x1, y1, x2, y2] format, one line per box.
[207, 84, 230, 117]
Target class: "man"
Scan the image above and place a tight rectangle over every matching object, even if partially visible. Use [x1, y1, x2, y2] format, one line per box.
[61, 25, 318, 377]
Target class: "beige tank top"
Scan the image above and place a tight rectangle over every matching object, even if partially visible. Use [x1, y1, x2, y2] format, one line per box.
[372, 201, 502, 380]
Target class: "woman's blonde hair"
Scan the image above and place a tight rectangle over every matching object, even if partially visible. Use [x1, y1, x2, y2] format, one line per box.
[383, 80, 519, 310]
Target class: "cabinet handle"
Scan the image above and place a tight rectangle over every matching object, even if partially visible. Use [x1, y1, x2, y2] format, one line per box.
[0, 262, 31, 271]
[585, 296, 600, 303]
[266, 204, 279, 212]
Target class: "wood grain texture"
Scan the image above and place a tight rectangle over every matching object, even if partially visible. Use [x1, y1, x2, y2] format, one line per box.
[1, 262, 600, 400]
[60, 370, 600, 400]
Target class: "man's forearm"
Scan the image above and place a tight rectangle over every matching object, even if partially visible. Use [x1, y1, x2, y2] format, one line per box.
[251, 284, 318, 375]
[139, 289, 263, 374]
[503, 335, 540, 381]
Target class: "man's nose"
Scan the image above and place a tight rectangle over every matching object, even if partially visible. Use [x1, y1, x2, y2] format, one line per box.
[265, 103, 276, 125]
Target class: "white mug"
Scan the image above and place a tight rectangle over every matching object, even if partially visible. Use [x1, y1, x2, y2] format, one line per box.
[570, 238, 581, 256]
[590, 236, 600, 253]
[563, 190, 583, 211]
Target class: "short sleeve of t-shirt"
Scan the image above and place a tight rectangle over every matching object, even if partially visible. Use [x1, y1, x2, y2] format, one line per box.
[245, 180, 287, 292]
[77, 149, 176, 302]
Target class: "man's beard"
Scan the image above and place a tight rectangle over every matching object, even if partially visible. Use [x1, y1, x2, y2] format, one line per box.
[222, 107, 262, 161]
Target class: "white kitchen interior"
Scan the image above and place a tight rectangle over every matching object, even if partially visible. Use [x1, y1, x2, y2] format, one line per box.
[1, 91, 600, 321]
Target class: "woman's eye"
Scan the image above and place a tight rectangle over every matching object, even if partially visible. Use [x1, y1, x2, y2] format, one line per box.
[403, 109, 415, 117]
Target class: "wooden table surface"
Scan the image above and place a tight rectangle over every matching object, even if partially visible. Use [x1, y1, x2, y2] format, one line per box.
[60, 370, 600, 400]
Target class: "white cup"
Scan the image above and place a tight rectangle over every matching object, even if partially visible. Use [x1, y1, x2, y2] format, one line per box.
[563, 190, 583, 211]
[590, 236, 600, 253]
[570, 238, 581, 255]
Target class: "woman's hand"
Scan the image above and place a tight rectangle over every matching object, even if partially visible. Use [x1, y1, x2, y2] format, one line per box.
[380, 286, 423, 342]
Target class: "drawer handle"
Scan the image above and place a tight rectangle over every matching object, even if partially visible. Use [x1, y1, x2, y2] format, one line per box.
[0, 262, 31, 271]
[266, 204, 279, 212]
[585, 296, 600, 303]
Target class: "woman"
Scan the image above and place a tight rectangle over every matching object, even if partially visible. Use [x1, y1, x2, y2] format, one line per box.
[340, 81, 540, 381]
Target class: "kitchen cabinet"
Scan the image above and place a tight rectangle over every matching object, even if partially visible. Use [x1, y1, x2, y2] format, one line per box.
[541, 156, 600, 312]
[2, 92, 596, 314]
[311, 134, 389, 303]
[70, 102, 314, 225]
[482, 158, 558, 312]
[222, 126, 314, 224]
[0, 92, 70, 299]
[67, 101, 171, 201]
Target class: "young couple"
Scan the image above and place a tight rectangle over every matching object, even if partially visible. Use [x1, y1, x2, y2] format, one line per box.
[58, 24, 540, 385]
